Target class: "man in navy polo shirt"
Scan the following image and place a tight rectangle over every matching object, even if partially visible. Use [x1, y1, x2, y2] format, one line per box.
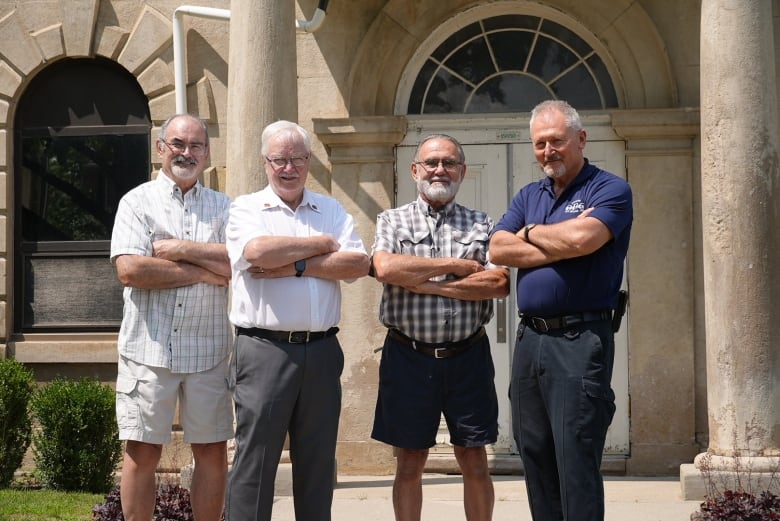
[490, 100, 632, 521]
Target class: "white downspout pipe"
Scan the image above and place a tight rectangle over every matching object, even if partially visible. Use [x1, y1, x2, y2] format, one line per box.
[173, 4, 329, 114]
[173, 6, 231, 114]
[296, 7, 327, 32]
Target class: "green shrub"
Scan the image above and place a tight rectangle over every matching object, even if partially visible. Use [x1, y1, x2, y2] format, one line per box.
[31, 377, 122, 493]
[0, 358, 35, 488]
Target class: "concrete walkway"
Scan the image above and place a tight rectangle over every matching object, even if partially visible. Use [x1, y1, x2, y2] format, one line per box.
[269, 474, 702, 520]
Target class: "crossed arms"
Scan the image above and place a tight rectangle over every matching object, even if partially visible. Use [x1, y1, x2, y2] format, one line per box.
[115, 239, 230, 289]
[371, 251, 509, 301]
[489, 209, 613, 269]
[242, 235, 369, 281]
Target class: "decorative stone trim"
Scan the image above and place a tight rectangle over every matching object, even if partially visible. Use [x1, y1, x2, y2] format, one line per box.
[117, 6, 171, 75]
[31, 24, 65, 61]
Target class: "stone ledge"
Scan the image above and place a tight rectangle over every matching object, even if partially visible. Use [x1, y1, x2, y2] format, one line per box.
[423, 453, 627, 475]
[12, 336, 117, 364]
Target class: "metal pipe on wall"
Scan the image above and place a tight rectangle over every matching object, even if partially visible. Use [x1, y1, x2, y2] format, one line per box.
[172, 3, 329, 114]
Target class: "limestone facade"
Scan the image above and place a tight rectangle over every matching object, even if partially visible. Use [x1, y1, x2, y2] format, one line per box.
[1, 0, 777, 485]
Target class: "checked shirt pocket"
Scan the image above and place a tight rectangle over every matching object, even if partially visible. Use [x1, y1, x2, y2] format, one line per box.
[397, 229, 432, 257]
[451, 228, 489, 263]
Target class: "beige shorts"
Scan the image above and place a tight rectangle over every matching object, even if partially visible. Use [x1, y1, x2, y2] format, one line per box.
[116, 355, 234, 444]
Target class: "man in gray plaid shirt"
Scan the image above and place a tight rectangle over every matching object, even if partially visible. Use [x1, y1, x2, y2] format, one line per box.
[370, 134, 509, 521]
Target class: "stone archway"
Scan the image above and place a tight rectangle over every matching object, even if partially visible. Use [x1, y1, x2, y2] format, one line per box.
[345, 0, 677, 115]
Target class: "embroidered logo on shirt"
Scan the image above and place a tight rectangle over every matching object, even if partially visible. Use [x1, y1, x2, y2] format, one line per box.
[565, 200, 586, 214]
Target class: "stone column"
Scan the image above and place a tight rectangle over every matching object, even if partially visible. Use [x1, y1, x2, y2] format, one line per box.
[684, 0, 780, 498]
[225, 0, 297, 198]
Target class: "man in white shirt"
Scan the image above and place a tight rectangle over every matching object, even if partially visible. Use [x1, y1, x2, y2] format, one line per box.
[111, 114, 233, 521]
[224, 120, 369, 521]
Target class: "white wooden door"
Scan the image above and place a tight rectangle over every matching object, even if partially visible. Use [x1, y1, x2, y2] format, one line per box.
[395, 138, 629, 455]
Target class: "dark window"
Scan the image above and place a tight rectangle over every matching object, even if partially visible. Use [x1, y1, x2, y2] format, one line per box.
[14, 57, 151, 332]
[408, 14, 620, 114]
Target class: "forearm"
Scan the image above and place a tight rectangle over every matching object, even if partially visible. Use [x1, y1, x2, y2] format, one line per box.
[175, 242, 229, 277]
[115, 255, 226, 289]
[372, 252, 464, 286]
[489, 231, 560, 268]
[243, 235, 338, 269]
[153, 240, 230, 277]
[306, 251, 370, 280]
[412, 268, 510, 301]
[524, 217, 608, 258]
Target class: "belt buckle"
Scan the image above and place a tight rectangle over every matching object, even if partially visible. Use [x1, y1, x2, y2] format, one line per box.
[530, 317, 549, 333]
[288, 331, 309, 343]
[434, 347, 446, 359]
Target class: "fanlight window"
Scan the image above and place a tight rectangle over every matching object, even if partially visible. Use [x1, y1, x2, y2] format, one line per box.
[408, 14, 619, 114]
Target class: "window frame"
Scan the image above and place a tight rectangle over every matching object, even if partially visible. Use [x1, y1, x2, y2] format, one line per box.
[13, 58, 151, 333]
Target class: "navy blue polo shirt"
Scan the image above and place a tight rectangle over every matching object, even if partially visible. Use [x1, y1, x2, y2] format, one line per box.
[493, 160, 632, 316]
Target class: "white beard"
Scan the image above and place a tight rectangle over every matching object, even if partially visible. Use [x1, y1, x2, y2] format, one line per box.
[542, 161, 566, 179]
[170, 159, 199, 181]
[418, 178, 460, 203]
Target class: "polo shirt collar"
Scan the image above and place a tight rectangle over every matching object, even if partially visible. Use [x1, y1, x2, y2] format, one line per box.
[542, 159, 597, 193]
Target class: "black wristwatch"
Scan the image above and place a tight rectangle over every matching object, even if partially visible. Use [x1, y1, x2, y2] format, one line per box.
[524, 223, 537, 243]
[294, 259, 306, 277]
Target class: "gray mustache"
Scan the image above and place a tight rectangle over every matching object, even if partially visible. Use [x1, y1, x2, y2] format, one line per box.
[173, 156, 197, 166]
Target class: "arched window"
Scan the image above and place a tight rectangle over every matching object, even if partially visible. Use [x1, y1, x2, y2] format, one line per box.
[14, 57, 151, 332]
[407, 14, 619, 114]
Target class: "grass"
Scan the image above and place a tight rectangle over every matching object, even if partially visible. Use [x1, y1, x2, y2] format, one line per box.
[0, 488, 105, 521]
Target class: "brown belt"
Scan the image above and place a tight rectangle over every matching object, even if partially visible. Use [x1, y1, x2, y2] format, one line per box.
[388, 327, 485, 359]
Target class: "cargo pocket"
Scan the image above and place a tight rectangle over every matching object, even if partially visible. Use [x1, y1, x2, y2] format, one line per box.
[578, 378, 616, 443]
[115, 375, 140, 431]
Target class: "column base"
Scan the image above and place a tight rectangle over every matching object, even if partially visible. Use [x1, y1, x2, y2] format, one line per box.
[681, 453, 780, 500]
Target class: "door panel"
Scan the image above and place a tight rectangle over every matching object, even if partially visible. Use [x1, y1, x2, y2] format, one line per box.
[395, 138, 629, 455]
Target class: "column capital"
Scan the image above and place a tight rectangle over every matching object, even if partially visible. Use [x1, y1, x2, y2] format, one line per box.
[313, 116, 406, 164]
[610, 108, 700, 141]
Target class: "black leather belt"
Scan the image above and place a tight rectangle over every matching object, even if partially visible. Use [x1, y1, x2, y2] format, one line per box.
[519, 311, 612, 333]
[388, 327, 485, 359]
[236, 326, 339, 344]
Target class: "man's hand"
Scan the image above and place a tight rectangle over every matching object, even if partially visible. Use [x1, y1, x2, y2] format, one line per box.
[449, 258, 486, 278]
[201, 269, 230, 287]
[247, 264, 292, 279]
[153, 239, 187, 261]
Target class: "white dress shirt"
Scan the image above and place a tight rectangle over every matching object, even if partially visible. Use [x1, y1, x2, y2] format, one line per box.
[227, 186, 367, 331]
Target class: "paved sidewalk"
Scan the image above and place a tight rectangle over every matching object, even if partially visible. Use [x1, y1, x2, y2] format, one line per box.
[270, 474, 702, 520]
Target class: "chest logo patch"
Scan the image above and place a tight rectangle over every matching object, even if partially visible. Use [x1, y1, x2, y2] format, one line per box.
[565, 199, 585, 214]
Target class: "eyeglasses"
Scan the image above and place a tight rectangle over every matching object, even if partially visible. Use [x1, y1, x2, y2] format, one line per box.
[265, 155, 310, 169]
[161, 139, 208, 157]
[415, 159, 464, 173]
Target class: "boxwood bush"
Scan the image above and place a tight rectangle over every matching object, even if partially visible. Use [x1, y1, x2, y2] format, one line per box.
[31, 377, 122, 493]
[0, 357, 35, 488]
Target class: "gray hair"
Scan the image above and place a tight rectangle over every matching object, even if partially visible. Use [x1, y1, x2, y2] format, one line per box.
[529, 100, 583, 133]
[413, 134, 465, 162]
[158, 114, 209, 143]
[261, 120, 312, 156]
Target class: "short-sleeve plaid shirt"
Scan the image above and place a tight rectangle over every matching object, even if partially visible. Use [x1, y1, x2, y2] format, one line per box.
[110, 173, 232, 373]
[372, 196, 496, 344]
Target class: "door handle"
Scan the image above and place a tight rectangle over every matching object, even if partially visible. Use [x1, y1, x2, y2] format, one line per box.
[496, 298, 506, 343]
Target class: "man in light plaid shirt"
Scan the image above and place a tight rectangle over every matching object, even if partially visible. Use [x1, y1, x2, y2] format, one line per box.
[110, 114, 233, 521]
[370, 134, 509, 521]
